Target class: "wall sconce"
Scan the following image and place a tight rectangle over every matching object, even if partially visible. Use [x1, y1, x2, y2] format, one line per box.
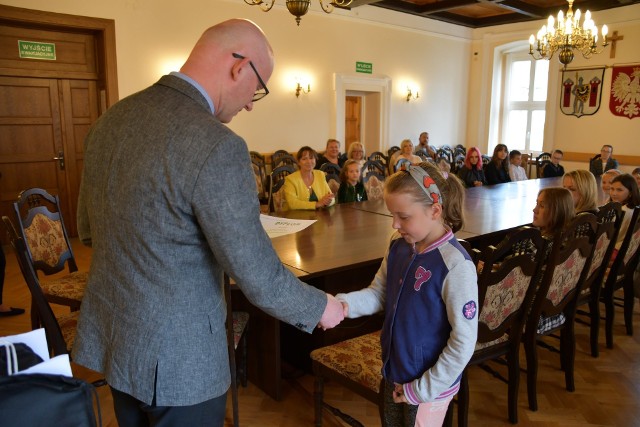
[295, 82, 311, 98]
[406, 87, 419, 102]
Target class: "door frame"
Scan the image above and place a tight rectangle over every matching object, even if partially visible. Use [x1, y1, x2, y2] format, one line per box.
[333, 73, 391, 152]
[0, 4, 119, 109]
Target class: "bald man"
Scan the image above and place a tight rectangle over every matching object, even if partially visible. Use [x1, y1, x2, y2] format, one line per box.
[74, 19, 344, 426]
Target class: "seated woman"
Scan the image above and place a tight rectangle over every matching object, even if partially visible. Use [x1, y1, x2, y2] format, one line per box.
[391, 139, 422, 172]
[284, 146, 335, 210]
[337, 160, 368, 203]
[457, 147, 486, 187]
[347, 141, 366, 171]
[485, 144, 511, 185]
[562, 170, 599, 214]
[316, 138, 345, 169]
[609, 173, 640, 258]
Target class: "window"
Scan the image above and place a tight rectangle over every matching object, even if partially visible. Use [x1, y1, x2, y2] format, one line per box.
[500, 53, 548, 152]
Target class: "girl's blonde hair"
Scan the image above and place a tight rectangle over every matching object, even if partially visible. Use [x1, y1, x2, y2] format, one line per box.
[563, 170, 598, 213]
[384, 161, 466, 232]
[339, 159, 359, 183]
[537, 187, 575, 236]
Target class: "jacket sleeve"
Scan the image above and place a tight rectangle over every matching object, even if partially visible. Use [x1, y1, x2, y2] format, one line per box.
[193, 136, 326, 333]
[336, 233, 399, 317]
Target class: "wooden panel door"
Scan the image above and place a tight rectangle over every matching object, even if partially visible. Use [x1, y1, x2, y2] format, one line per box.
[0, 76, 97, 237]
[345, 96, 361, 147]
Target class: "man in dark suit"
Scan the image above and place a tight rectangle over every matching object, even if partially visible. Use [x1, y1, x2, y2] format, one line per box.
[589, 144, 619, 177]
[542, 149, 565, 178]
[74, 19, 344, 426]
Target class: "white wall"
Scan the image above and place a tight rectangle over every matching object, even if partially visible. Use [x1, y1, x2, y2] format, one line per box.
[3, 0, 472, 154]
[467, 4, 640, 165]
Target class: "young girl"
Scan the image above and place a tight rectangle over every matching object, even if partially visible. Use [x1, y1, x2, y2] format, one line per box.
[531, 187, 576, 334]
[456, 147, 486, 188]
[609, 173, 640, 255]
[562, 170, 599, 214]
[484, 144, 511, 185]
[337, 159, 368, 203]
[337, 162, 478, 427]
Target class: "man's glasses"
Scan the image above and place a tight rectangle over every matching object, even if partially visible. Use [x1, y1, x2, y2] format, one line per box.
[232, 53, 269, 102]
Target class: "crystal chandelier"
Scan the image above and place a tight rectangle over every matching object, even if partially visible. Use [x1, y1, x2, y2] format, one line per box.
[528, 0, 608, 68]
[244, 0, 353, 26]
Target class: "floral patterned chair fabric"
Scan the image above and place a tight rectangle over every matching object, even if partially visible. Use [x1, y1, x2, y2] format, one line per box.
[310, 330, 384, 427]
[362, 173, 385, 202]
[602, 206, 640, 350]
[3, 216, 78, 357]
[13, 189, 87, 328]
[574, 202, 623, 358]
[524, 213, 597, 412]
[458, 226, 545, 426]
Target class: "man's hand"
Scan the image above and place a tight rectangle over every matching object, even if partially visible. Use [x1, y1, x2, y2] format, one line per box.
[318, 294, 345, 330]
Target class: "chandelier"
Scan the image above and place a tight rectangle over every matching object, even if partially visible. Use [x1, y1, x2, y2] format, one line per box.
[528, 0, 608, 68]
[244, 0, 353, 26]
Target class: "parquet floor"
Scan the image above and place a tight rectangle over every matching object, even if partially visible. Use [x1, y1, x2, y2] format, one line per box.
[1, 240, 639, 426]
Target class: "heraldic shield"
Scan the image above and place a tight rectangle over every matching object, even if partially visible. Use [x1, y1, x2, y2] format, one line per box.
[610, 65, 640, 119]
[560, 67, 605, 118]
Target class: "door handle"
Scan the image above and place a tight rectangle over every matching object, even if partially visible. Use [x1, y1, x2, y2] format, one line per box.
[53, 151, 65, 170]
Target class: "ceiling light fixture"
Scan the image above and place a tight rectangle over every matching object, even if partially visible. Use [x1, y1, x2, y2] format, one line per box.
[244, 0, 353, 26]
[528, 0, 608, 68]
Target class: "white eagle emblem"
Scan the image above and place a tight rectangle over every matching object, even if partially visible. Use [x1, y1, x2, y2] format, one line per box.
[611, 67, 640, 118]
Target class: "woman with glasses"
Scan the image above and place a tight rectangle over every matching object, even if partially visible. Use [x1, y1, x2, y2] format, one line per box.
[347, 141, 366, 172]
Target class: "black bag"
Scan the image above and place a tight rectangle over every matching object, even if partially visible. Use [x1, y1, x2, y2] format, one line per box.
[0, 343, 43, 375]
[0, 373, 101, 427]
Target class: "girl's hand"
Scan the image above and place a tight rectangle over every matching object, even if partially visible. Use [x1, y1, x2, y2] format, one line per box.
[340, 301, 349, 317]
[392, 383, 408, 404]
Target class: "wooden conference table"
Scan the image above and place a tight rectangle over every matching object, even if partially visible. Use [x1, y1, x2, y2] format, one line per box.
[238, 177, 564, 400]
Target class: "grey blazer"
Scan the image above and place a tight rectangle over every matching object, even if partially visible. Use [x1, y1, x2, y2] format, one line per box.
[73, 75, 326, 406]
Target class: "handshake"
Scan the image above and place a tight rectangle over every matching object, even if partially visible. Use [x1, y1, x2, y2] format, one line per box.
[317, 293, 349, 330]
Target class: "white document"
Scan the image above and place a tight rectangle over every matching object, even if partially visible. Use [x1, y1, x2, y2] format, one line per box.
[260, 214, 316, 238]
[2, 328, 73, 376]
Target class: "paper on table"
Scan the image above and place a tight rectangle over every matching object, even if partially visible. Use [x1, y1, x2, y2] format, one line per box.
[17, 355, 73, 377]
[260, 214, 316, 238]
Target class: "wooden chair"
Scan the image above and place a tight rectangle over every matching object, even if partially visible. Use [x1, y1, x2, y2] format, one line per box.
[453, 154, 465, 174]
[12, 188, 87, 329]
[273, 153, 298, 170]
[602, 206, 640, 349]
[320, 166, 341, 195]
[535, 152, 551, 178]
[481, 155, 491, 170]
[270, 149, 291, 168]
[575, 203, 623, 357]
[362, 170, 385, 201]
[361, 159, 385, 178]
[251, 155, 268, 205]
[310, 330, 384, 427]
[367, 152, 388, 175]
[268, 165, 295, 212]
[2, 216, 77, 357]
[453, 145, 466, 158]
[224, 274, 249, 427]
[524, 213, 597, 411]
[386, 146, 400, 160]
[459, 227, 546, 425]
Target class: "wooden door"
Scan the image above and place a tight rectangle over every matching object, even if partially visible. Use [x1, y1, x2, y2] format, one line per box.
[0, 6, 117, 241]
[345, 96, 362, 147]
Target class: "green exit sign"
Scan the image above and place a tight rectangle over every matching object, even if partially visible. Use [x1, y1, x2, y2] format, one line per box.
[18, 40, 56, 60]
[356, 61, 372, 74]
